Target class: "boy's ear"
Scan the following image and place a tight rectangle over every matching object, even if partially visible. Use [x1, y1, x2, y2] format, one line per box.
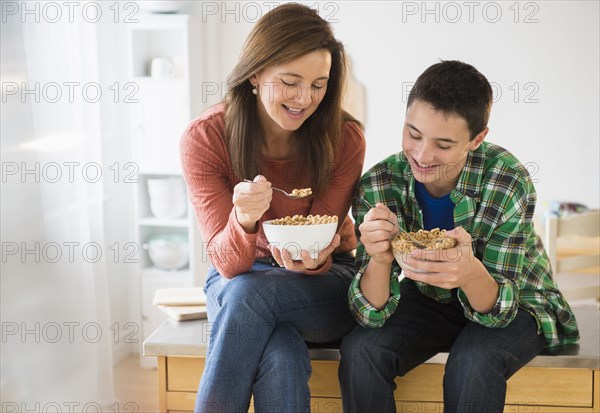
[470, 127, 488, 151]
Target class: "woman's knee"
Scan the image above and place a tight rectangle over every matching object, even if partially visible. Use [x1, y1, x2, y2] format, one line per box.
[203, 273, 285, 342]
[212, 270, 279, 311]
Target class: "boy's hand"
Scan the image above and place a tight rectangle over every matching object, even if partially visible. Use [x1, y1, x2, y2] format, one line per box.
[402, 227, 488, 289]
[358, 203, 399, 264]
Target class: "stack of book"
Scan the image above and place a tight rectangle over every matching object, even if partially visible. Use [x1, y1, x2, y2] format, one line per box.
[153, 287, 207, 321]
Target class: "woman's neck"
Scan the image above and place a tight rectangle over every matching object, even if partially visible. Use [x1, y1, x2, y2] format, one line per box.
[259, 121, 296, 160]
[256, 100, 298, 159]
[261, 133, 295, 159]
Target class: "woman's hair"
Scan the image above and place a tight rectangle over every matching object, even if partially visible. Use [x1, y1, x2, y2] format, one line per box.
[407, 60, 493, 140]
[224, 3, 353, 195]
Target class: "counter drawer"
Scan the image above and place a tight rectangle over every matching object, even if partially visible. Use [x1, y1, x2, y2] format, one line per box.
[394, 365, 594, 408]
[506, 367, 594, 407]
[167, 357, 203, 392]
[165, 357, 596, 410]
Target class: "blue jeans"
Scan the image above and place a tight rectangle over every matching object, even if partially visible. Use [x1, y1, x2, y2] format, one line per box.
[339, 279, 546, 413]
[195, 256, 356, 413]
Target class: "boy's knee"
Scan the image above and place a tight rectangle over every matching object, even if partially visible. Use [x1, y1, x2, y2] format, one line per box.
[445, 346, 498, 377]
[339, 328, 370, 360]
[340, 328, 395, 371]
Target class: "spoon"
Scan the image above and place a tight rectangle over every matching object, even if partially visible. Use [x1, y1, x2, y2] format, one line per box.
[243, 179, 313, 199]
[359, 196, 428, 249]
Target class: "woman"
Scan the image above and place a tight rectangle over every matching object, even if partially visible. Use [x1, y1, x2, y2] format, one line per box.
[180, 3, 366, 412]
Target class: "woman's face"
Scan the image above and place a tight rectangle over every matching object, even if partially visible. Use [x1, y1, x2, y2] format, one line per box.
[251, 49, 331, 134]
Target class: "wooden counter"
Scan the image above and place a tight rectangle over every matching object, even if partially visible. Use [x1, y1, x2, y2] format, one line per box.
[144, 306, 599, 413]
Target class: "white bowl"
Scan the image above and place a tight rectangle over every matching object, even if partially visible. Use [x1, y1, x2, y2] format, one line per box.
[147, 177, 187, 218]
[147, 177, 185, 194]
[393, 250, 427, 273]
[148, 187, 186, 198]
[137, 1, 191, 14]
[150, 199, 186, 219]
[392, 233, 458, 274]
[145, 235, 189, 270]
[262, 220, 337, 260]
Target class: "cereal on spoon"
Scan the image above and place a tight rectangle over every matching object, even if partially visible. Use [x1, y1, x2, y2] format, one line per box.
[291, 188, 313, 198]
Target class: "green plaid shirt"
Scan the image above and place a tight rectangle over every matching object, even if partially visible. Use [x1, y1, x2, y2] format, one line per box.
[350, 141, 579, 349]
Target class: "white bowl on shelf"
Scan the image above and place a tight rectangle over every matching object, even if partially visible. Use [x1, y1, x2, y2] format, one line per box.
[147, 177, 187, 219]
[147, 177, 185, 194]
[144, 235, 189, 271]
[149, 199, 187, 219]
[137, 1, 191, 14]
[262, 220, 337, 260]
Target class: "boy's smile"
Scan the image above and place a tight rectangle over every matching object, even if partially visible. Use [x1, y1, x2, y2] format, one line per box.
[402, 99, 487, 198]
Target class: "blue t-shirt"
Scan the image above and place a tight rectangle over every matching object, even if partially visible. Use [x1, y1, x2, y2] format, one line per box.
[414, 181, 455, 230]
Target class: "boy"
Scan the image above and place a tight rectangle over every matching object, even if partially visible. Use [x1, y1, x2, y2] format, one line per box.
[339, 61, 579, 413]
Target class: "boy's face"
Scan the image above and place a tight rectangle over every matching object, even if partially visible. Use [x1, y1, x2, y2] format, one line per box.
[402, 99, 487, 197]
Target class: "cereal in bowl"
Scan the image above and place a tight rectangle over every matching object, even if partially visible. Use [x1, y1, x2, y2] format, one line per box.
[271, 214, 338, 225]
[391, 228, 457, 253]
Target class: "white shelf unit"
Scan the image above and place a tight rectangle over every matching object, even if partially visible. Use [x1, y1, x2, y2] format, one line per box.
[127, 14, 209, 368]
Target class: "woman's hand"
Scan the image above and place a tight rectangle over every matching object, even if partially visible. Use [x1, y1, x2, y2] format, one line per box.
[358, 203, 399, 265]
[270, 234, 341, 273]
[233, 175, 273, 233]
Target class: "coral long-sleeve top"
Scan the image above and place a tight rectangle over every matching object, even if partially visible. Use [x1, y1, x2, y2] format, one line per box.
[180, 103, 366, 278]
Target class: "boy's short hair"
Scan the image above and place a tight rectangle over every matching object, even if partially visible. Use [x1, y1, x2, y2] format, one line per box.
[407, 60, 493, 140]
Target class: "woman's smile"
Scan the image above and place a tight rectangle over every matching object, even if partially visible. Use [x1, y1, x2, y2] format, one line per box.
[282, 104, 305, 119]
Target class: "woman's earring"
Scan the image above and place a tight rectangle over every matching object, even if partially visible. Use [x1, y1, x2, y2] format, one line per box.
[252, 85, 258, 95]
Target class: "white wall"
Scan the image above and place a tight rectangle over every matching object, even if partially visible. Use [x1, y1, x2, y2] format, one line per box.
[336, 1, 599, 210]
[190, 0, 599, 210]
